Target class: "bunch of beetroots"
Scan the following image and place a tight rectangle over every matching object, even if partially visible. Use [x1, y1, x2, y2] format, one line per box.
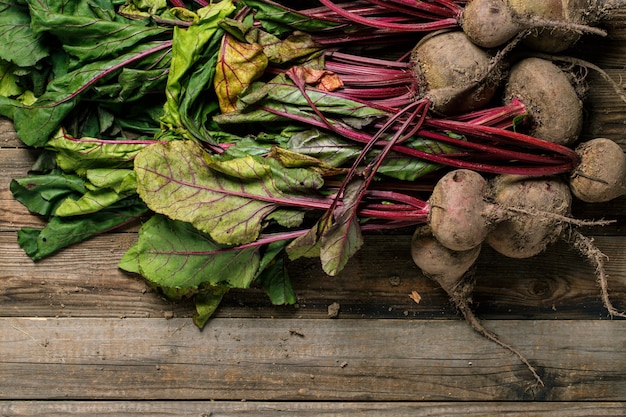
[6, 0, 626, 382]
[260, 0, 626, 386]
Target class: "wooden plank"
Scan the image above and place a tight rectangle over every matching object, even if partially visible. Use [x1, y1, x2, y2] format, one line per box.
[0, 118, 20, 148]
[1, 401, 625, 416]
[0, 148, 46, 231]
[1, 231, 625, 320]
[1, 318, 625, 401]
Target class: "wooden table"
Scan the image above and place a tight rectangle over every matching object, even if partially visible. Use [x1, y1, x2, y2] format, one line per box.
[2, 14, 626, 416]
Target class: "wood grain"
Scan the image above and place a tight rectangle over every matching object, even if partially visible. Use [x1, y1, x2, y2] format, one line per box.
[1, 401, 625, 416]
[1, 231, 624, 320]
[2, 9, 626, 416]
[1, 318, 626, 401]
[0, 401, 626, 417]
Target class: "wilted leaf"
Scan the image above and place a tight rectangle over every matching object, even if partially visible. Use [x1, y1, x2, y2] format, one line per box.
[319, 180, 364, 276]
[193, 286, 230, 328]
[214, 33, 267, 113]
[10, 172, 87, 217]
[45, 129, 151, 174]
[54, 169, 137, 217]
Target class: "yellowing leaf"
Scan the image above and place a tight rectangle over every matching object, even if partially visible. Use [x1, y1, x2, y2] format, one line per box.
[214, 34, 268, 113]
[134, 140, 327, 245]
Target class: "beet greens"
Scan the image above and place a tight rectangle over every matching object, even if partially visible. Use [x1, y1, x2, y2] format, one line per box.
[3, 0, 606, 327]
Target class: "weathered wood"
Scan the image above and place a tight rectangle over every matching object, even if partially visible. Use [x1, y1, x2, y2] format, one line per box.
[1, 401, 625, 416]
[1, 231, 625, 320]
[1, 9, 626, 414]
[1, 318, 626, 401]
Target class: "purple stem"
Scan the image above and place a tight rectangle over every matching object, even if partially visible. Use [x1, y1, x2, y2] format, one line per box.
[317, 0, 459, 31]
[262, 103, 576, 175]
[366, 0, 461, 19]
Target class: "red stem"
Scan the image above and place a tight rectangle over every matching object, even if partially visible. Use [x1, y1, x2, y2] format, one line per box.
[317, 0, 460, 31]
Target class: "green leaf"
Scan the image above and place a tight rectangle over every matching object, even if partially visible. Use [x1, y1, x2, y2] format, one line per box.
[258, 258, 296, 305]
[0, 3, 49, 67]
[319, 180, 364, 276]
[285, 214, 332, 260]
[10, 172, 87, 217]
[134, 140, 326, 245]
[54, 169, 137, 217]
[121, 215, 260, 299]
[176, 43, 221, 143]
[283, 129, 360, 167]
[241, 0, 340, 36]
[13, 41, 172, 147]
[213, 73, 388, 127]
[118, 240, 141, 274]
[27, 0, 168, 64]
[17, 196, 148, 260]
[121, 0, 168, 16]
[45, 129, 151, 174]
[0, 60, 24, 98]
[161, 0, 235, 131]
[256, 241, 295, 305]
[220, 18, 321, 65]
[193, 286, 229, 328]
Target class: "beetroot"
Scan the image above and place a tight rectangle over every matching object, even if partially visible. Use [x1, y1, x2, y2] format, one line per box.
[461, 0, 611, 52]
[427, 169, 494, 251]
[485, 174, 572, 258]
[569, 138, 626, 202]
[503, 57, 583, 146]
[411, 30, 504, 115]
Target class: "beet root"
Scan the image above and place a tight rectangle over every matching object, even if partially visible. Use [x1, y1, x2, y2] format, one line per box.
[411, 225, 481, 294]
[485, 174, 572, 259]
[504, 57, 583, 146]
[462, 0, 608, 52]
[427, 169, 493, 251]
[411, 225, 544, 386]
[411, 31, 504, 115]
[569, 138, 626, 203]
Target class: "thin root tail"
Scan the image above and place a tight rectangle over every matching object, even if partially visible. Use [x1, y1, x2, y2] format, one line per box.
[448, 279, 545, 387]
[564, 228, 626, 319]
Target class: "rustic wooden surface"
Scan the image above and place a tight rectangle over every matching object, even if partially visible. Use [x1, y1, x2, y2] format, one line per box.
[2, 11, 626, 416]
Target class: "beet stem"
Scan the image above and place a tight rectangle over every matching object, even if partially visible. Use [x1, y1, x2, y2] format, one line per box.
[317, 0, 459, 31]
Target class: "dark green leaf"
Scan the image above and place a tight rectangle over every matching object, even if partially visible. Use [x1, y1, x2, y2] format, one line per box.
[256, 241, 295, 305]
[17, 196, 148, 260]
[0, 2, 49, 67]
[10, 172, 87, 217]
[27, 0, 168, 64]
[13, 41, 172, 147]
[241, 0, 340, 36]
